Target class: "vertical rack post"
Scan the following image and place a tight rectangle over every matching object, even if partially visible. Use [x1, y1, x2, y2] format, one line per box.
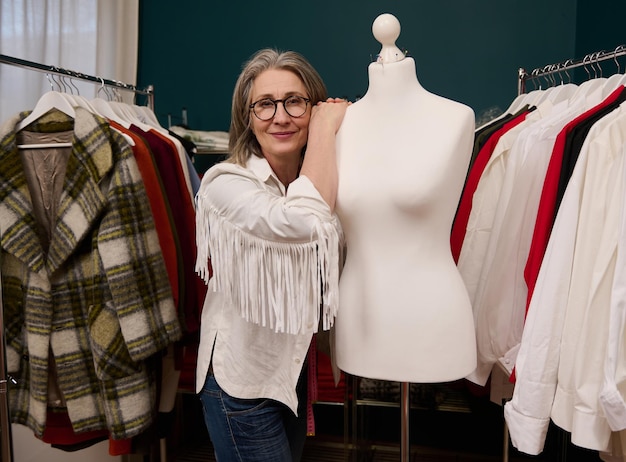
[400, 382, 409, 461]
[518, 68, 528, 96]
[0, 251, 13, 462]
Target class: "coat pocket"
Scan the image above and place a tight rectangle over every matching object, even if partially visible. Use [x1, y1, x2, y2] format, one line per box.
[88, 301, 141, 380]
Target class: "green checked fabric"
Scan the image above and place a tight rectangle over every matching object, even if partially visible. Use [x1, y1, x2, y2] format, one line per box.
[0, 107, 182, 439]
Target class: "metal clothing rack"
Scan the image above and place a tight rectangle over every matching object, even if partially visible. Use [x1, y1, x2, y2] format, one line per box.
[504, 44, 626, 462]
[0, 54, 155, 462]
[517, 44, 626, 95]
[0, 53, 154, 109]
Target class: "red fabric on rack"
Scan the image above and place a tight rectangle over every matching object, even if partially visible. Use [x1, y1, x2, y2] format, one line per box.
[150, 129, 208, 333]
[451, 110, 531, 262]
[128, 126, 207, 335]
[511, 85, 626, 384]
[523, 85, 626, 316]
[41, 407, 133, 455]
[109, 121, 181, 314]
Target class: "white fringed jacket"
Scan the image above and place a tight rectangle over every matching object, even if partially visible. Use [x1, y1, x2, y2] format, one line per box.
[195, 155, 343, 414]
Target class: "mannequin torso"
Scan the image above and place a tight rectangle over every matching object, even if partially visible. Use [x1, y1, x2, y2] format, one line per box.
[334, 57, 477, 382]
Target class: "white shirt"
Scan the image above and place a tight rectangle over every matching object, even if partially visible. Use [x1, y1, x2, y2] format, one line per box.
[194, 155, 343, 414]
[551, 107, 626, 452]
[467, 98, 585, 386]
[458, 105, 546, 310]
[600, 141, 626, 432]
[458, 102, 552, 385]
[462, 91, 610, 388]
[504, 104, 626, 455]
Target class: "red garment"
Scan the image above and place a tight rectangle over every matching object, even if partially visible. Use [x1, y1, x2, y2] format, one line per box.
[109, 121, 180, 312]
[523, 86, 626, 315]
[41, 408, 132, 455]
[128, 126, 207, 334]
[149, 129, 208, 333]
[450, 111, 531, 262]
[508, 86, 626, 384]
[316, 352, 346, 404]
[41, 408, 108, 447]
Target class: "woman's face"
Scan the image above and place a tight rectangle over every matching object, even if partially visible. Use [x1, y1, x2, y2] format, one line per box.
[249, 69, 310, 165]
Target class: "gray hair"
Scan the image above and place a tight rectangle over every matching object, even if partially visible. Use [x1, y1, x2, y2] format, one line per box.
[227, 48, 328, 166]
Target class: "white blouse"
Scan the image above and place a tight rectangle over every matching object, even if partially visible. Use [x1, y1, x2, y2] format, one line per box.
[194, 155, 343, 414]
[504, 104, 626, 455]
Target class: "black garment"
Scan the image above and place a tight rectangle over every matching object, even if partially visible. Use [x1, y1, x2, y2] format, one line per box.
[554, 87, 626, 221]
[168, 128, 198, 159]
[470, 105, 531, 167]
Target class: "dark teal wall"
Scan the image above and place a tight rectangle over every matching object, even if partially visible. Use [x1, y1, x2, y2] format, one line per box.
[137, 1, 618, 132]
[574, 0, 626, 81]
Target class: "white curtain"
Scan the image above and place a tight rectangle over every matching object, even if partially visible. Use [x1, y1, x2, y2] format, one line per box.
[0, 0, 139, 122]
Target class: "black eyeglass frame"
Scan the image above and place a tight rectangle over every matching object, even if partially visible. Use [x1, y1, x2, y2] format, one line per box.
[249, 96, 311, 120]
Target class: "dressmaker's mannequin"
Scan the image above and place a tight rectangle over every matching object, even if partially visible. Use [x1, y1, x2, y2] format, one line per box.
[334, 13, 477, 383]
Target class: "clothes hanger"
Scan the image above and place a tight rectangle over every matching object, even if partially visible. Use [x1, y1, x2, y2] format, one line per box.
[540, 63, 578, 105]
[91, 80, 132, 124]
[62, 75, 102, 114]
[111, 94, 169, 133]
[528, 66, 559, 106]
[113, 90, 161, 127]
[134, 104, 162, 128]
[48, 71, 99, 114]
[16, 73, 135, 148]
[100, 86, 157, 132]
[110, 100, 162, 136]
[601, 46, 626, 97]
[512, 69, 547, 111]
[84, 79, 135, 146]
[91, 95, 122, 122]
[15, 72, 76, 136]
[87, 79, 157, 129]
[566, 53, 607, 106]
[103, 86, 138, 124]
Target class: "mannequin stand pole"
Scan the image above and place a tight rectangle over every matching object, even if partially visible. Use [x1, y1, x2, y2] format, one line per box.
[400, 382, 410, 461]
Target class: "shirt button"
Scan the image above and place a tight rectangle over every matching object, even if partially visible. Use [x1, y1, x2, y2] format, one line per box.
[295, 358, 301, 364]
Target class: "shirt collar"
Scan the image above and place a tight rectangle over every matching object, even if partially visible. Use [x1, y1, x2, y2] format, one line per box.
[246, 154, 286, 194]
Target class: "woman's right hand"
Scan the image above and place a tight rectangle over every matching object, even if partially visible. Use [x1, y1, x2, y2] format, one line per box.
[310, 97, 351, 135]
[301, 98, 350, 210]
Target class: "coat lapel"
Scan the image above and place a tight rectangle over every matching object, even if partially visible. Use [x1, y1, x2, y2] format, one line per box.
[47, 108, 112, 275]
[0, 108, 113, 275]
[0, 113, 46, 272]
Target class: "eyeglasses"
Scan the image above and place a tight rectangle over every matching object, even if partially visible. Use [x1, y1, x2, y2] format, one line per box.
[249, 95, 311, 121]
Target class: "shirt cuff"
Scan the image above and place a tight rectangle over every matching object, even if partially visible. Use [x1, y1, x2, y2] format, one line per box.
[504, 400, 550, 456]
[600, 384, 626, 431]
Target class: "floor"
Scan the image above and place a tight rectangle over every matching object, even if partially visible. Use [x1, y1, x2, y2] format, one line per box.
[170, 387, 604, 462]
[175, 437, 525, 462]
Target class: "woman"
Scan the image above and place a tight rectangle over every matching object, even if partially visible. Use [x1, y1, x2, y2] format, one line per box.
[194, 48, 348, 461]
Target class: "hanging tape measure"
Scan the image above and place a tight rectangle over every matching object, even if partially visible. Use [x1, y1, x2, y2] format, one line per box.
[306, 334, 318, 436]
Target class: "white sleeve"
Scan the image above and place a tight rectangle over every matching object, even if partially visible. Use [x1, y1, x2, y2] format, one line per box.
[195, 164, 343, 335]
[504, 156, 585, 455]
[600, 142, 626, 431]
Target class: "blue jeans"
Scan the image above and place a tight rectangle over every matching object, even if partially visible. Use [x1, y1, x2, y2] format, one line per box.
[199, 371, 307, 462]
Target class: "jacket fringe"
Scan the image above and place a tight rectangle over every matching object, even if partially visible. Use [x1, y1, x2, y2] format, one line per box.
[195, 202, 340, 335]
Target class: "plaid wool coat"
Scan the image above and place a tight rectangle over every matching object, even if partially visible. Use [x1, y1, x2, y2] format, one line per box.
[0, 108, 182, 439]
